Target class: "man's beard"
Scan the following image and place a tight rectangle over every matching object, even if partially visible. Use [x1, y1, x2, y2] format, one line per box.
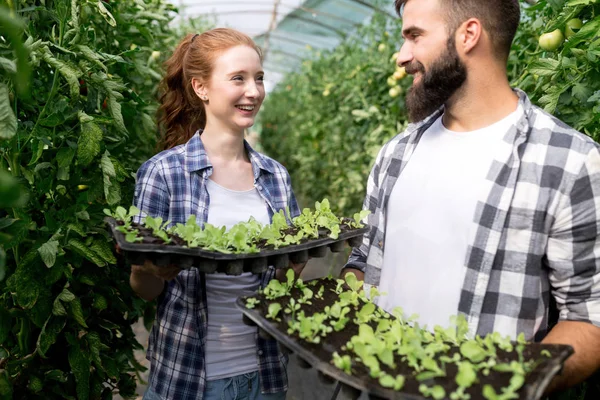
[404, 37, 468, 123]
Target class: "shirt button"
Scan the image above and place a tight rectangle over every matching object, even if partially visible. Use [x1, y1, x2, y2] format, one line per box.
[378, 241, 383, 249]
[257, 350, 264, 356]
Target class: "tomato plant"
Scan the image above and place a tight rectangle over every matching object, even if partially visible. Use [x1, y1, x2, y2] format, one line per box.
[0, 1, 212, 399]
[538, 29, 564, 51]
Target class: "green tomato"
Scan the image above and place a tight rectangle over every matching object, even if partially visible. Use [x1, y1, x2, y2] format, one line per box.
[565, 18, 583, 39]
[538, 29, 564, 51]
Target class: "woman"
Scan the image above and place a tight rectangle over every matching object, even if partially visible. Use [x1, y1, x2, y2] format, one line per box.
[132, 29, 300, 400]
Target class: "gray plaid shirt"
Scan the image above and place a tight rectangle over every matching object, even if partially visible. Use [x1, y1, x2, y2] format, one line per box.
[346, 90, 600, 340]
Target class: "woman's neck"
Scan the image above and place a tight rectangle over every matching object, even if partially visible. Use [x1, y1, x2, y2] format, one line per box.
[201, 126, 247, 162]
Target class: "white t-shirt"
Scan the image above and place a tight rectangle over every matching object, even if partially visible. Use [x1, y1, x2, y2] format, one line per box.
[377, 109, 521, 330]
[204, 179, 270, 381]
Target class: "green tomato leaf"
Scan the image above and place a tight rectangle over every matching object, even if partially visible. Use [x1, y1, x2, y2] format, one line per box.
[38, 239, 60, 268]
[68, 343, 90, 400]
[37, 315, 66, 357]
[69, 298, 88, 328]
[77, 121, 103, 166]
[0, 83, 17, 140]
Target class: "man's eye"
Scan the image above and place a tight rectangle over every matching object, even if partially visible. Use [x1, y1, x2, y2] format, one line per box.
[232, 76, 243, 81]
[257, 76, 265, 82]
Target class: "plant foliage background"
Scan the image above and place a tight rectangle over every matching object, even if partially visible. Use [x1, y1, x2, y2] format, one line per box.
[1, 0, 599, 398]
[0, 1, 210, 399]
[260, 0, 600, 217]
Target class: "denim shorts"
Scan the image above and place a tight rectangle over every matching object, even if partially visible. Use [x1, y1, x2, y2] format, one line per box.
[143, 371, 287, 400]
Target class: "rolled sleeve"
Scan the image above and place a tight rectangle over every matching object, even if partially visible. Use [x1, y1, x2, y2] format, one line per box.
[548, 146, 600, 327]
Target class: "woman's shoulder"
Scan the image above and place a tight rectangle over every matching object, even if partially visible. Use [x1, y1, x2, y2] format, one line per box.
[139, 143, 187, 171]
[252, 149, 290, 176]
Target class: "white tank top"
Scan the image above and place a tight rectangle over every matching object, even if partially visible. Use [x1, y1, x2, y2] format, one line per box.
[204, 179, 270, 380]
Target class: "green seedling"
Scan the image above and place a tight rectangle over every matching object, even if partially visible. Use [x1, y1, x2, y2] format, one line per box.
[144, 216, 171, 243]
[266, 303, 282, 321]
[350, 209, 371, 228]
[419, 384, 446, 400]
[378, 373, 405, 391]
[245, 297, 260, 309]
[332, 352, 352, 375]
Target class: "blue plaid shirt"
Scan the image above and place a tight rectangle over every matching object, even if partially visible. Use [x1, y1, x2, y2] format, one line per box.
[133, 133, 300, 400]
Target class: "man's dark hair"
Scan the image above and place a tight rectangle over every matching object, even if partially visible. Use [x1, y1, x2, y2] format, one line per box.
[394, 0, 521, 60]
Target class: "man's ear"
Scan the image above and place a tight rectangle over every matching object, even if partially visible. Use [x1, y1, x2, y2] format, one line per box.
[191, 77, 208, 101]
[457, 18, 482, 55]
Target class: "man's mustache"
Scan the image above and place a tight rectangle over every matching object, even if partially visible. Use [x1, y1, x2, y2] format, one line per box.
[404, 62, 425, 75]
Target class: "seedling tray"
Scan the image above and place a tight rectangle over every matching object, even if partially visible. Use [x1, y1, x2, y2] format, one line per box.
[237, 277, 574, 400]
[105, 217, 367, 275]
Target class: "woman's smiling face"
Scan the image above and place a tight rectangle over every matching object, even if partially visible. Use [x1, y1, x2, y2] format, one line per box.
[201, 45, 265, 133]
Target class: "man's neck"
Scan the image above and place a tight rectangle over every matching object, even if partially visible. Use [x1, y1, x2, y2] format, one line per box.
[442, 73, 519, 132]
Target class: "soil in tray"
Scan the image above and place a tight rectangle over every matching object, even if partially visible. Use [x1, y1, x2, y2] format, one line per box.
[245, 277, 566, 400]
[116, 218, 360, 252]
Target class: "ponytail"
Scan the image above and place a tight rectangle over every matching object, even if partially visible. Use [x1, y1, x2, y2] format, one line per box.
[157, 34, 206, 150]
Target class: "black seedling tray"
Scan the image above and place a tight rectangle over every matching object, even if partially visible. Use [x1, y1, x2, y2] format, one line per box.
[237, 278, 574, 400]
[105, 217, 367, 275]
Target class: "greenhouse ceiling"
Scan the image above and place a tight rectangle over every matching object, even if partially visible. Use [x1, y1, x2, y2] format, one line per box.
[176, 0, 398, 90]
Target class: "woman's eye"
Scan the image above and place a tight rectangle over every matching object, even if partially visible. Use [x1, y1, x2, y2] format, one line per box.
[232, 76, 243, 81]
[257, 76, 265, 82]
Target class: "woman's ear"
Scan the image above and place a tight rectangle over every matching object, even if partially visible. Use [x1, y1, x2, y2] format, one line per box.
[191, 77, 208, 101]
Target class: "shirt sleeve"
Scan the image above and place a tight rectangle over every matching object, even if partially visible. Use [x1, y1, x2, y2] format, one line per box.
[133, 160, 170, 224]
[285, 171, 301, 219]
[547, 145, 600, 327]
[344, 143, 388, 273]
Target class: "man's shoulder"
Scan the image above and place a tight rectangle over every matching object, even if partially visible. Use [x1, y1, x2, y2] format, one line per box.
[527, 104, 599, 156]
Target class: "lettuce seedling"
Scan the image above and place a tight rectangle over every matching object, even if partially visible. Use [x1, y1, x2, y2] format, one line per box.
[144, 216, 170, 243]
[378, 373, 405, 391]
[419, 384, 446, 400]
[332, 352, 352, 375]
[344, 272, 362, 292]
[456, 361, 477, 388]
[460, 341, 487, 363]
[266, 303, 282, 321]
[354, 302, 376, 324]
[245, 298, 260, 309]
[350, 209, 371, 228]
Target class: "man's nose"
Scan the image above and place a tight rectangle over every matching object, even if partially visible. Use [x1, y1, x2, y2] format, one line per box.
[396, 41, 413, 67]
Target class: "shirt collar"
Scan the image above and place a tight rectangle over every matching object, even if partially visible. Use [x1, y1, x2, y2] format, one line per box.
[183, 131, 275, 178]
[406, 88, 534, 137]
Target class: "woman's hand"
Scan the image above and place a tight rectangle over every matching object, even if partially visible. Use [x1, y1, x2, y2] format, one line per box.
[131, 260, 182, 281]
[130, 260, 181, 301]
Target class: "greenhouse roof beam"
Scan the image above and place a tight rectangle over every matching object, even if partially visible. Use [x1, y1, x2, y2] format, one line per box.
[342, 0, 397, 18]
[207, 10, 347, 37]
[188, 1, 361, 26]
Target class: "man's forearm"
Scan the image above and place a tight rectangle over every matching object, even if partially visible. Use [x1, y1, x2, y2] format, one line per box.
[542, 320, 600, 393]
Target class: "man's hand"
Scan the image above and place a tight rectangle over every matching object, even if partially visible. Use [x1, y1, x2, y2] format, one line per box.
[276, 260, 307, 281]
[542, 320, 600, 394]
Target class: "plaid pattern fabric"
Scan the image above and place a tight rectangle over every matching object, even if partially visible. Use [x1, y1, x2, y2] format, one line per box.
[133, 133, 299, 400]
[347, 89, 600, 340]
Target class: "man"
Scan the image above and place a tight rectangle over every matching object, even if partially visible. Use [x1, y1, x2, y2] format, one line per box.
[343, 0, 600, 393]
